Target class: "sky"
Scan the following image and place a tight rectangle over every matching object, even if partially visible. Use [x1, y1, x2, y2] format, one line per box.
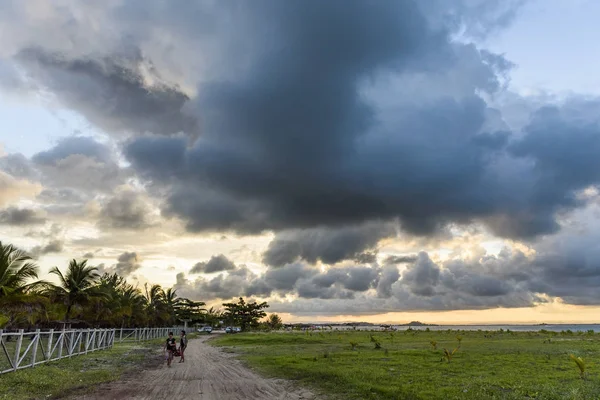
[1, 0, 600, 324]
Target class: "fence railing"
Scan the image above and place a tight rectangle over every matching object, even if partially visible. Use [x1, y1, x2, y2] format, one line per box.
[0, 326, 192, 375]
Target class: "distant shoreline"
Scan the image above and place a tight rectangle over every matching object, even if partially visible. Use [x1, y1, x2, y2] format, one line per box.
[285, 322, 600, 327]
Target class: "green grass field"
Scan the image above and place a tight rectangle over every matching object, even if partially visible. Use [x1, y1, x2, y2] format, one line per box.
[0, 337, 166, 400]
[211, 329, 600, 400]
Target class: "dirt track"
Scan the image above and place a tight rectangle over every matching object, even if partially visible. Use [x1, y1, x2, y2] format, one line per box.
[69, 334, 317, 400]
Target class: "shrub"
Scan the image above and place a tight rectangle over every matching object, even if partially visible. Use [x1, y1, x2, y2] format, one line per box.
[569, 354, 586, 379]
[442, 347, 459, 362]
[349, 341, 359, 350]
[430, 340, 437, 350]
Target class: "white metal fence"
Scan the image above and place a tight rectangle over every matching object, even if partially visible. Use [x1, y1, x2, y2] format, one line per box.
[0, 327, 191, 374]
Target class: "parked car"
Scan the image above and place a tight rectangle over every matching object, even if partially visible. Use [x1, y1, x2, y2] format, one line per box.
[225, 326, 233, 333]
[202, 326, 213, 333]
[234, 327, 241, 332]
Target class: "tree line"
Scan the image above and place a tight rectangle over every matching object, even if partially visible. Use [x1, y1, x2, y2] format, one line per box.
[0, 241, 282, 331]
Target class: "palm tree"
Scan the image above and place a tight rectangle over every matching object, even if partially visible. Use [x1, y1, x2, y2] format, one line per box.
[144, 283, 168, 326]
[0, 241, 40, 297]
[48, 259, 101, 321]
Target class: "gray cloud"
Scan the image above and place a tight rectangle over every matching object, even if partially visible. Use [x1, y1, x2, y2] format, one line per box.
[115, 2, 600, 243]
[99, 252, 142, 277]
[30, 240, 64, 258]
[31, 136, 128, 193]
[0, 153, 38, 180]
[0, 207, 46, 225]
[114, 252, 142, 276]
[174, 266, 257, 300]
[263, 223, 396, 266]
[16, 48, 197, 138]
[99, 189, 156, 230]
[401, 253, 441, 296]
[383, 255, 419, 265]
[190, 254, 236, 274]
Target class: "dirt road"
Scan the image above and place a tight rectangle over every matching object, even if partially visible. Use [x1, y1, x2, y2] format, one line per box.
[69, 334, 317, 400]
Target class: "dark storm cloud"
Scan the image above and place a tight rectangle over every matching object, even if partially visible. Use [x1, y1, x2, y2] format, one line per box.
[17, 48, 197, 137]
[262, 223, 396, 266]
[99, 190, 156, 230]
[190, 254, 236, 274]
[0, 207, 46, 225]
[116, 1, 600, 243]
[6, 0, 596, 243]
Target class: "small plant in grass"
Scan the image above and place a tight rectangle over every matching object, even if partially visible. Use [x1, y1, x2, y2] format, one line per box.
[430, 340, 437, 350]
[389, 332, 395, 343]
[349, 341, 358, 350]
[373, 338, 382, 349]
[323, 350, 329, 359]
[442, 347, 459, 362]
[370, 334, 377, 343]
[456, 335, 463, 345]
[384, 348, 389, 356]
[569, 354, 586, 379]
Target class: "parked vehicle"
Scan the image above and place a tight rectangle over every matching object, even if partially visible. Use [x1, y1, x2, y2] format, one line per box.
[225, 326, 233, 333]
[202, 326, 212, 333]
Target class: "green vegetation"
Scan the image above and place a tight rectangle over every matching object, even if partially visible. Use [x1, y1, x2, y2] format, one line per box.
[222, 297, 270, 331]
[212, 329, 600, 400]
[0, 240, 216, 329]
[1, 241, 278, 331]
[0, 338, 164, 400]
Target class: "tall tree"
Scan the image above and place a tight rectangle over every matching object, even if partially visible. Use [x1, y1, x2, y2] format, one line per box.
[222, 297, 269, 332]
[48, 259, 102, 321]
[0, 242, 48, 329]
[0, 241, 40, 297]
[175, 298, 206, 324]
[266, 313, 283, 330]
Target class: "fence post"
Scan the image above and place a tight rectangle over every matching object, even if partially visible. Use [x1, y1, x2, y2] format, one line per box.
[31, 329, 40, 367]
[57, 330, 63, 359]
[119, 328, 123, 343]
[47, 329, 54, 360]
[13, 330, 24, 371]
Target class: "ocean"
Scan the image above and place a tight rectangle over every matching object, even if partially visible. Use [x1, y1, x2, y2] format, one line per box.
[324, 324, 600, 332]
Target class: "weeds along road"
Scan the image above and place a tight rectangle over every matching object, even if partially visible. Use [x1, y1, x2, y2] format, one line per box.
[68, 334, 316, 400]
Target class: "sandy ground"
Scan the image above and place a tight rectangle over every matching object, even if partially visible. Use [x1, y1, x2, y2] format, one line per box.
[68, 334, 318, 400]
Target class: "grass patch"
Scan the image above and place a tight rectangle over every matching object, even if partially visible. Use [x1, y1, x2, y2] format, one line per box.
[212, 330, 600, 400]
[0, 337, 166, 400]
